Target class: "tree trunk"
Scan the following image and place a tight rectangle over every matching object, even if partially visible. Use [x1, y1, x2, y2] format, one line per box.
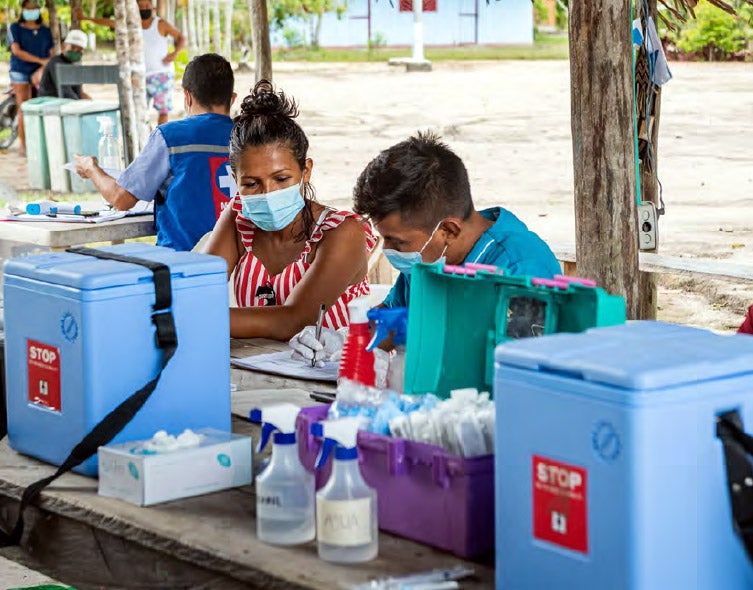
[114, 0, 137, 163]
[188, 0, 197, 52]
[126, 0, 148, 149]
[70, 0, 83, 30]
[224, 0, 233, 58]
[569, 1, 639, 318]
[89, 0, 97, 18]
[157, 0, 168, 19]
[637, 0, 661, 320]
[213, 1, 221, 53]
[250, 0, 272, 81]
[44, 0, 61, 52]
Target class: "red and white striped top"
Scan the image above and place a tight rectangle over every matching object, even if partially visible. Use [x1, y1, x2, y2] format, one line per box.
[232, 196, 377, 330]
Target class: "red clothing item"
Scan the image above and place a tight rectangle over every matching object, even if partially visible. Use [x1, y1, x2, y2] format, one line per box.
[739, 305, 753, 335]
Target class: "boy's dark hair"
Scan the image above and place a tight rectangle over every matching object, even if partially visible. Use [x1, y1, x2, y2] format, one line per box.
[181, 53, 234, 110]
[352, 131, 474, 232]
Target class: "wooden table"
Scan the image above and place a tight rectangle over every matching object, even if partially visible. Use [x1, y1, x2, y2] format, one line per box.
[0, 339, 494, 590]
[0, 215, 156, 251]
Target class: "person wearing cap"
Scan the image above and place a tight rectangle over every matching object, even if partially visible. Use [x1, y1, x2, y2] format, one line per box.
[38, 29, 90, 100]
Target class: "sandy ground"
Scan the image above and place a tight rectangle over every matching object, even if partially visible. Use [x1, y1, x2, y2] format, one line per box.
[1, 59, 751, 331]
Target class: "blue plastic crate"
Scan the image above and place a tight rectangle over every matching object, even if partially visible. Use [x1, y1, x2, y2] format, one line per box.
[3, 244, 231, 476]
[494, 321, 753, 589]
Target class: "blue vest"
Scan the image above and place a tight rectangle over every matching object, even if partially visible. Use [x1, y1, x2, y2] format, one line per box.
[158, 113, 235, 251]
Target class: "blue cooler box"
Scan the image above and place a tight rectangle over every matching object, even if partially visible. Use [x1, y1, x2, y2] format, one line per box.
[3, 244, 231, 476]
[494, 321, 753, 590]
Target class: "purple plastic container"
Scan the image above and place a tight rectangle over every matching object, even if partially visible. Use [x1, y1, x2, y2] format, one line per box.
[296, 405, 495, 558]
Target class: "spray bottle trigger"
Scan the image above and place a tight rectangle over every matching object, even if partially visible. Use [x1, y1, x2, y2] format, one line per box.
[257, 422, 277, 453]
[316, 437, 337, 469]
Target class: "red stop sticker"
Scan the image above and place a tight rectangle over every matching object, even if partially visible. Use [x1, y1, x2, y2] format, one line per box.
[532, 455, 588, 553]
[27, 339, 61, 412]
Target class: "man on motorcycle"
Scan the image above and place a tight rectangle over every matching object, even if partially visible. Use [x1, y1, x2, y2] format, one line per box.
[38, 29, 91, 100]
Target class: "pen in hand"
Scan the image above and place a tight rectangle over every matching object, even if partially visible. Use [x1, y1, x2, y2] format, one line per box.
[312, 304, 326, 368]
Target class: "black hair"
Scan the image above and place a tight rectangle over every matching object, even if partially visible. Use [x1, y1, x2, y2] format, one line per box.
[229, 79, 315, 241]
[181, 53, 234, 110]
[18, 0, 43, 24]
[352, 131, 474, 232]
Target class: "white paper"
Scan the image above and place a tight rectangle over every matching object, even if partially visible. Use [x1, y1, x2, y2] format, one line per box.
[231, 350, 339, 382]
[1, 210, 128, 223]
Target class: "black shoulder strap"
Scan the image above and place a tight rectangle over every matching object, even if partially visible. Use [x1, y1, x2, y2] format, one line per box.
[717, 410, 753, 563]
[0, 246, 178, 547]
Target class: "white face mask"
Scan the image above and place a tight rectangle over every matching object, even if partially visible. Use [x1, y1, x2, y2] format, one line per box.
[383, 220, 447, 277]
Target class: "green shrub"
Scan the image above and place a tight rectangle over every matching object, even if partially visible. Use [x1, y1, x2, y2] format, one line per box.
[676, 0, 748, 60]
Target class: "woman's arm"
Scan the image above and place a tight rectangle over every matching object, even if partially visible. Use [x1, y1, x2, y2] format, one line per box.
[230, 217, 369, 340]
[203, 201, 241, 280]
[10, 42, 48, 65]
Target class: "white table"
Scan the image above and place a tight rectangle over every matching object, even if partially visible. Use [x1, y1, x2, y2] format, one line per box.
[0, 215, 155, 251]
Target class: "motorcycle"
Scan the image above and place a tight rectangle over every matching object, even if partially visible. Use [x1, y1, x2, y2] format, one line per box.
[0, 88, 19, 151]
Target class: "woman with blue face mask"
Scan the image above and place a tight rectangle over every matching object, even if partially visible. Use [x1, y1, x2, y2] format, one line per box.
[7, 0, 54, 155]
[203, 80, 377, 340]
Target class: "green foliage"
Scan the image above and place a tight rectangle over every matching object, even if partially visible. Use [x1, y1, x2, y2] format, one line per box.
[368, 31, 387, 50]
[664, 0, 752, 60]
[57, 5, 115, 43]
[173, 48, 189, 79]
[281, 25, 304, 48]
[270, 0, 348, 47]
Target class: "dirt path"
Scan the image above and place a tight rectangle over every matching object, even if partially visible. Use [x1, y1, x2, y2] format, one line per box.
[1, 59, 751, 330]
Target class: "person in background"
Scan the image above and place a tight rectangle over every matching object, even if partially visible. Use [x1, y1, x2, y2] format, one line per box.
[38, 29, 91, 100]
[202, 80, 376, 340]
[73, 53, 235, 251]
[739, 306, 753, 335]
[289, 131, 562, 363]
[7, 0, 54, 154]
[77, 0, 185, 125]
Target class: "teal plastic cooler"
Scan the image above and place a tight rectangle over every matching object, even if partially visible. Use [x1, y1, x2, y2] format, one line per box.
[61, 101, 120, 193]
[494, 321, 753, 590]
[21, 97, 69, 190]
[405, 262, 625, 398]
[3, 244, 231, 476]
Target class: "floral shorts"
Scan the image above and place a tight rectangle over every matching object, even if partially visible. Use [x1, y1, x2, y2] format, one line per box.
[145, 71, 174, 115]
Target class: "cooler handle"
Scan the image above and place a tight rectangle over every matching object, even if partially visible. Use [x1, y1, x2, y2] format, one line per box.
[717, 410, 753, 563]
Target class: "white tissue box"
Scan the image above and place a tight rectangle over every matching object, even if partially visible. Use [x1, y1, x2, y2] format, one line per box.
[98, 428, 253, 506]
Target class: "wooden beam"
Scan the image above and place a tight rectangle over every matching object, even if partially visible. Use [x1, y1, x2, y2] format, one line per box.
[250, 0, 272, 81]
[70, 0, 83, 30]
[569, 1, 640, 318]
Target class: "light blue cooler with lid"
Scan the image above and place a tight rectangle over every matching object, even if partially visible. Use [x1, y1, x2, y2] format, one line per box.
[3, 243, 231, 476]
[494, 321, 753, 590]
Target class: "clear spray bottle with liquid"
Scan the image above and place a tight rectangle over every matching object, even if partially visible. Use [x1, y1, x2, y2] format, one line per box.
[97, 116, 121, 174]
[313, 416, 378, 563]
[249, 403, 315, 545]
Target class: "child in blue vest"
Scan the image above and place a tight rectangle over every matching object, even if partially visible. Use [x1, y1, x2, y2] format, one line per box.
[74, 53, 236, 251]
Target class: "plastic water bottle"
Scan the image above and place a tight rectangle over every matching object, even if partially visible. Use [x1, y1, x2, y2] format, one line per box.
[313, 417, 378, 563]
[338, 297, 376, 387]
[249, 403, 315, 545]
[97, 116, 121, 173]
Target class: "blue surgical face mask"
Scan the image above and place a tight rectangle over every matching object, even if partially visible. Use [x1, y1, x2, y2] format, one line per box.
[383, 220, 447, 277]
[23, 8, 41, 21]
[240, 180, 305, 232]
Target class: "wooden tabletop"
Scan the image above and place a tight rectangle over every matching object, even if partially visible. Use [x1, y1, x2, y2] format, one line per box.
[0, 215, 155, 249]
[0, 339, 494, 590]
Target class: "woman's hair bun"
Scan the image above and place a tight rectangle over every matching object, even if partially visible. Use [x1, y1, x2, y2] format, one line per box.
[239, 79, 299, 119]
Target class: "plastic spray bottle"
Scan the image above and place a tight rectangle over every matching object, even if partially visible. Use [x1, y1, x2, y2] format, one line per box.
[313, 416, 378, 563]
[366, 306, 408, 393]
[97, 116, 121, 173]
[249, 403, 315, 545]
[338, 297, 376, 387]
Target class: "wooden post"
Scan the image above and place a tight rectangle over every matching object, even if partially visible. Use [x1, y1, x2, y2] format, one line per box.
[202, 0, 210, 53]
[125, 0, 148, 149]
[637, 0, 661, 320]
[157, 0, 168, 19]
[44, 0, 61, 52]
[250, 0, 272, 81]
[70, 0, 83, 30]
[569, 1, 640, 318]
[188, 0, 198, 52]
[114, 0, 137, 161]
